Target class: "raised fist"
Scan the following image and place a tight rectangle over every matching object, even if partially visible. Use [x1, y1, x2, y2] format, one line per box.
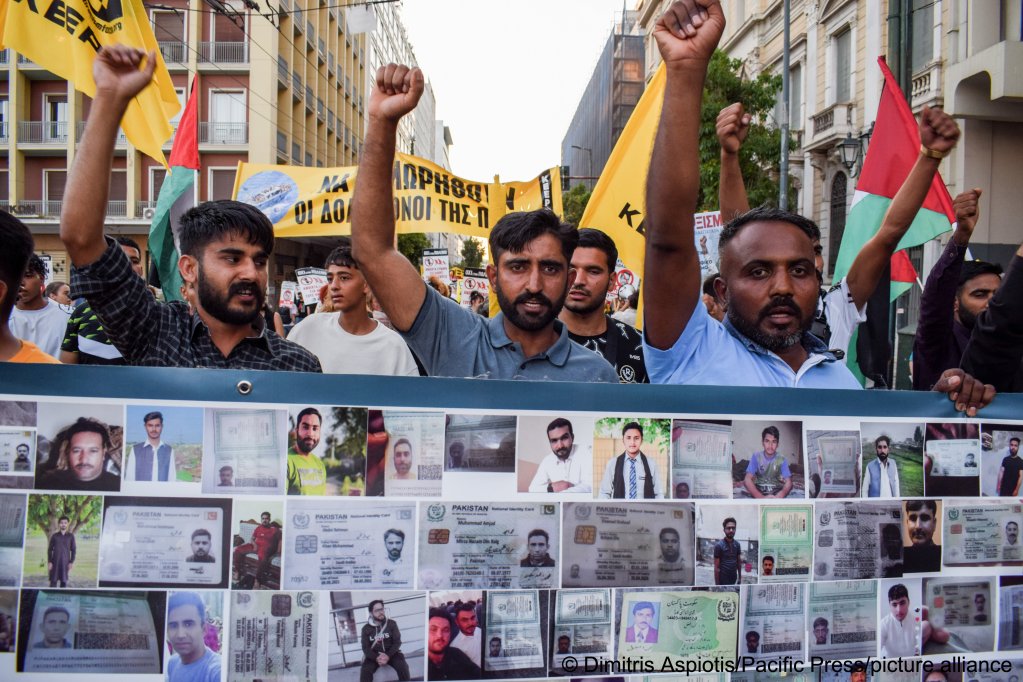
[652, 0, 725, 67]
[368, 64, 425, 123]
[93, 45, 156, 102]
[952, 188, 982, 238]
[716, 102, 751, 154]
[919, 106, 959, 155]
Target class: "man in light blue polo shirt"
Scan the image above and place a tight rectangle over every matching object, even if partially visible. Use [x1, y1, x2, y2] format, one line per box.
[349, 63, 617, 383]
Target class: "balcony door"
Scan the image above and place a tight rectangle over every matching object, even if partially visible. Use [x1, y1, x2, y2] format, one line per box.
[210, 90, 246, 144]
[44, 94, 68, 142]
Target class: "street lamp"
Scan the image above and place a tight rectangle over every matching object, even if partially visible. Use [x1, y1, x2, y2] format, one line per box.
[838, 133, 860, 174]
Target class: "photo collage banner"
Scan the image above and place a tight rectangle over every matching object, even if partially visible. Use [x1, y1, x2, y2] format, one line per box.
[0, 370, 1020, 682]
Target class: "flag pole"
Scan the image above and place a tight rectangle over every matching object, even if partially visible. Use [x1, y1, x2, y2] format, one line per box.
[779, 0, 791, 210]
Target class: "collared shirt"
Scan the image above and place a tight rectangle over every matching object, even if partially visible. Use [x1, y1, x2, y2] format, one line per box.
[71, 237, 321, 371]
[527, 445, 592, 493]
[401, 287, 618, 382]
[126, 440, 177, 482]
[644, 299, 861, 388]
[597, 452, 665, 499]
[879, 613, 919, 658]
[862, 457, 900, 498]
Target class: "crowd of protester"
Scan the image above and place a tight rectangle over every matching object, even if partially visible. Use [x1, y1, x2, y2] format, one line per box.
[0, 2, 1017, 414]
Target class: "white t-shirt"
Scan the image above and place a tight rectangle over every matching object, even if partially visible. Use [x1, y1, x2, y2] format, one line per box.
[10, 299, 71, 358]
[822, 278, 867, 355]
[879, 612, 918, 657]
[287, 312, 418, 376]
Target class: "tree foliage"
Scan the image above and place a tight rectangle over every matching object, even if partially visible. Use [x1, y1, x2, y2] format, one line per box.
[562, 184, 593, 227]
[27, 494, 102, 540]
[397, 233, 433, 270]
[460, 237, 485, 269]
[699, 50, 796, 212]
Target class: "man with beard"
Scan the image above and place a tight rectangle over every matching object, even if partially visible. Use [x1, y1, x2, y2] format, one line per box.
[349, 63, 616, 383]
[598, 422, 664, 499]
[232, 513, 280, 587]
[60, 46, 319, 372]
[360, 600, 410, 682]
[559, 229, 648, 383]
[914, 187, 1003, 390]
[656, 527, 686, 584]
[713, 517, 742, 585]
[47, 516, 76, 587]
[427, 608, 480, 680]
[903, 499, 941, 573]
[391, 439, 415, 480]
[186, 529, 216, 563]
[997, 438, 1023, 497]
[640, 2, 995, 412]
[527, 418, 592, 493]
[287, 408, 327, 495]
[380, 529, 409, 583]
[862, 435, 900, 497]
[449, 603, 482, 667]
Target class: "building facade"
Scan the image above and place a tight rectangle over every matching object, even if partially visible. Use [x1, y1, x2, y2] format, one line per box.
[1, 0, 370, 294]
[561, 11, 646, 192]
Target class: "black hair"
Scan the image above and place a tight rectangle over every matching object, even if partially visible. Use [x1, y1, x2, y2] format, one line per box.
[622, 421, 643, 438]
[0, 247, 44, 319]
[632, 601, 655, 614]
[63, 418, 112, 451]
[168, 592, 206, 624]
[762, 426, 780, 441]
[296, 407, 322, 425]
[905, 499, 937, 515]
[191, 528, 212, 540]
[384, 528, 405, 542]
[576, 228, 618, 272]
[875, 434, 891, 448]
[58, 515, 70, 523]
[393, 438, 412, 452]
[719, 206, 821, 252]
[813, 617, 828, 628]
[25, 254, 47, 278]
[143, 411, 163, 424]
[627, 289, 639, 308]
[115, 236, 143, 257]
[489, 209, 577, 263]
[762, 555, 774, 563]
[702, 272, 720, 298]
[455, 603, 476, 616]
[325, 237, 358, 270]
[723, 517, 736, 528]
[1011, 437, 1021, 445]
[43, 606, 71, 621]
[658, 527, 680, 541]
[546, 417, 574, 437]
[527, 528, 549, 543]
[888, 583, 909, 602]
[958, 260, 1002, 289]
[178, 200, 275, 258]
[367, 599, 384, 614]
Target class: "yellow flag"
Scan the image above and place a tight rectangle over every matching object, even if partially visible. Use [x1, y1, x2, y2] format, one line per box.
[579, 63, 666, 284]
[1, 0, 180, 164]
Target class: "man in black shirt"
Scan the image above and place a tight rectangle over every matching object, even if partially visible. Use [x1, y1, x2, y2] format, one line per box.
[997, 437, 1022, 497]
[560, 229, 648, 383]
[426, 608, 480, 680]
[60, 46, 319, 372]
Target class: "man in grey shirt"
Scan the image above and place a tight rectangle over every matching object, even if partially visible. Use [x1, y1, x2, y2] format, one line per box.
[350, 63, 617, 383]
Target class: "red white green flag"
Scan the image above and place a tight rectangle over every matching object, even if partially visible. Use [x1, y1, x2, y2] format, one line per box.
[834, 57, 955, 299]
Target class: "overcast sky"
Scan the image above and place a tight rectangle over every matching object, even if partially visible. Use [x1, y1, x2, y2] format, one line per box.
[400, 0, 634, 182]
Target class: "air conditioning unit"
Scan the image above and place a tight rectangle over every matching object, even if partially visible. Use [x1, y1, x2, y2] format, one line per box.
[143, 207, 156, 220]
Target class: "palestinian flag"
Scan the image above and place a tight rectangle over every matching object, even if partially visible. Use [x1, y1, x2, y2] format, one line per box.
[834, 57, 954, 383]
[149, 77, 199, 301]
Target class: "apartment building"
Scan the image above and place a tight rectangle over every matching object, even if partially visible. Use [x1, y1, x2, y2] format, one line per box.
[0, 0, 372, 291]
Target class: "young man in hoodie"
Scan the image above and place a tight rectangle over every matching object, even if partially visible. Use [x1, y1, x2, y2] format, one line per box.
[360, 600, 410, 682]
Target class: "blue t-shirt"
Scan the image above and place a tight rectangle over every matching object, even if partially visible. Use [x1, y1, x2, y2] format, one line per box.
[167, 648, 221, 682]
[644, 300, 862, 388]
[401, 287, 618, 382]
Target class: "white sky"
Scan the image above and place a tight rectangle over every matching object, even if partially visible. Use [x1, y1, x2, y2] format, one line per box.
[400, 0, 633, 182]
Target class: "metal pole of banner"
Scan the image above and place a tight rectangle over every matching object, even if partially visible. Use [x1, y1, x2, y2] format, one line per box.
[779, 0, 791, 210]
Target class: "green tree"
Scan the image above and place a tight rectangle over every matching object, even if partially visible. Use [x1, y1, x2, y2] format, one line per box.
[461, 237, 485, 269]
[397, 233, 433, 270]
[27, 494, 102, 540]
[561, 183, 592, 227]
[699, 50, 796, 212]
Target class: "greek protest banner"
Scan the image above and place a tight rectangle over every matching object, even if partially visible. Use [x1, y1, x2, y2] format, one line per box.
[233, 154, 563, 239]
[295, 267, 328, 303]
[422, 249, 450, 282]
[0, 364, 1021, 679]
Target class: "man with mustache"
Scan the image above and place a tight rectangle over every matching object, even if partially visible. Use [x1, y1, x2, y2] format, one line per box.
[903, 499, 941, 573]
[527, 418, 592, 493]
[349, 64, 617, 383]
[559, 229, 648, 383]
[37, 418, 120, 492]
[60, 46, 320, 372]
[862, 435, 900, 498]
[640, 1, 995, 413]
[287, 408, 327, 495]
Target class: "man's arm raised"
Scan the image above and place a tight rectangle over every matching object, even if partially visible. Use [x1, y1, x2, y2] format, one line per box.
[717, 102, 751, 221]
[350, 64, 427, 333]
[61, 46, 155, 266]
[643, 0, 725, 350]
[844, 106, 959, 308]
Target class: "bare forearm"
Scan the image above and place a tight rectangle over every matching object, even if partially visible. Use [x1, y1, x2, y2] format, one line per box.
[718, 150, 750, 220]
[61, 94, 130, 266]
[643, 66, 708, 348]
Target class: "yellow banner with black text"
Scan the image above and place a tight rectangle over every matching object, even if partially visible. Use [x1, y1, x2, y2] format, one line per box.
[233, 154, 562, 239]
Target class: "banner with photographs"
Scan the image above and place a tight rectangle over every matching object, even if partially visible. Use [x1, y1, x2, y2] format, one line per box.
[0, 366, 1021, 680]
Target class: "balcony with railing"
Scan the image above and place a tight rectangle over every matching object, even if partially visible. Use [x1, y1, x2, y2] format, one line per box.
[18, 121, 69, 144]
[317, 98, 325, 123]
[200, 42, 248, 64]
[0, 49, 9, 65]
[277, 131, 288, 156]
[136, 200, 158, 218]
[0, 122, 8, 144]
[158, 41, 187, 65]
[107, 200, 127, 217]
[292, 71, 303, 101]
[910, 62, 943, 111]
[305, 86, 314, 112]
[291, 142, 301, 165]
[199, 122, 248, 145]
[277, 56, 289, 89]
[805, 102, 855, 151]
[317, 39, 326, 64]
